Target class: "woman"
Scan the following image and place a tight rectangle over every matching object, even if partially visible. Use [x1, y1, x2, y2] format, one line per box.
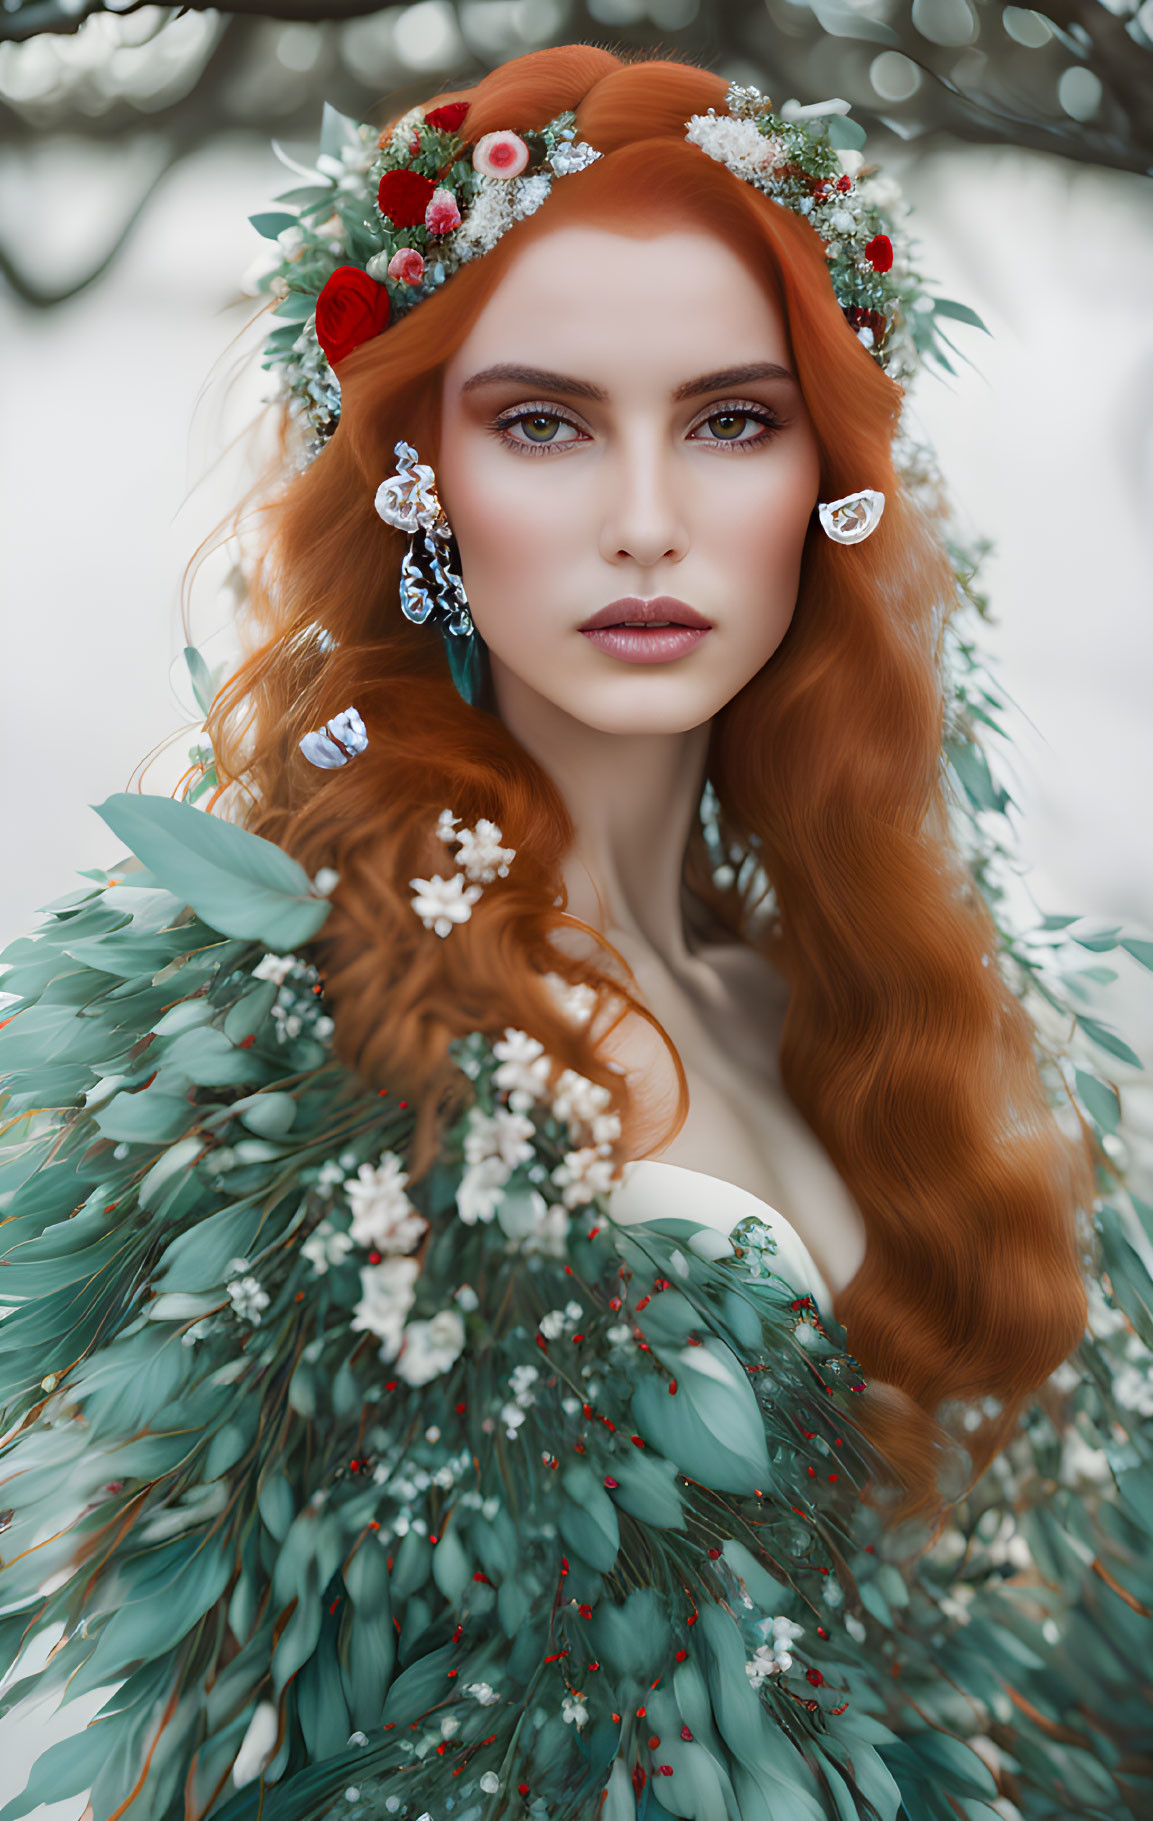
[1, 44, 1150, 1821]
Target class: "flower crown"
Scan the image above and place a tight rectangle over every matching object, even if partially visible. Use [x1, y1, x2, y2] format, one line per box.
[252, 82, 982, 453]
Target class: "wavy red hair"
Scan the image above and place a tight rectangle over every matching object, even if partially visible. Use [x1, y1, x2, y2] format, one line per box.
[207, 47, 1094, 1517]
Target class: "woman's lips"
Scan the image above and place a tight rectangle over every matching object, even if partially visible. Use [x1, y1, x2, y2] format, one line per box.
[580, 625, 711, 663]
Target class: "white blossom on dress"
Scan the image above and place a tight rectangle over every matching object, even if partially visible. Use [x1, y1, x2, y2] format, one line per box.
[509, 1362, 540, 1405]
[590, 1109, 622, 1152]
[539, 1304, 582, 1340]
[465, 1682, 501, 1706]
[227, 1273, 270, 1325]
[746, 1616, 804, 1686]
[561, 1692, 589, 1727]
[409, 871, 484, 938]
[344, 1153, 427, 1253]
[301, 1219, 356, 1275]
[540, 971, 598, 1028]
[456, 1155, 510, 1226]
[351, 1256, 421, 1359]
[464, 1104, 536, 1172]
[396, 1309, 466, 1386]
[501, 1401, 527, 1437]
[550, 1146, 618, 1209]
[522, 1198, 571, 1257]
[252, 952, 296, 985]
[551, 1067, 612, 1133]
[492, 1027, 553, 1110]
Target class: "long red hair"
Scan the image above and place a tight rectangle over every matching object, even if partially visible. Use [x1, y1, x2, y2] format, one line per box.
[208, 47, 1094, 1516]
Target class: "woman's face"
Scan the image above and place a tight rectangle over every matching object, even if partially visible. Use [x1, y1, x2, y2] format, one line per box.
[437, 223, 821, 735]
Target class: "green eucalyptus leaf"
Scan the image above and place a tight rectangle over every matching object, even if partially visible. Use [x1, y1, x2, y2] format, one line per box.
[1074, 1068, 1121, 1134]
[95, 794, 331, 951]
[249, 211, 300, 241]
[1078, 1016, 1142, 1068]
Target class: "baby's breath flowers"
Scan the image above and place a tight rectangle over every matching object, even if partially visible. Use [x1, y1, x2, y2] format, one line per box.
[409, 807, 517, 936]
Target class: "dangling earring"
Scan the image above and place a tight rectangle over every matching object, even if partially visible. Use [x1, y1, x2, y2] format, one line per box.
[374, 440, 488, 708]
[817, 489, 885, 544]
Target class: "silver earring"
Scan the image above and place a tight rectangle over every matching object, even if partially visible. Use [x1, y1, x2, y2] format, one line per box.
[374, 440, 487, 708]
[299, 705, 368, 769]
[817, 489, 885, 544]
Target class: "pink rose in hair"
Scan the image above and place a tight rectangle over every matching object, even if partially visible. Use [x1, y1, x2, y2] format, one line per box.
[472, 131, 530, 179]
[387, 248, 425, 286]
[425, 187, 462, 235]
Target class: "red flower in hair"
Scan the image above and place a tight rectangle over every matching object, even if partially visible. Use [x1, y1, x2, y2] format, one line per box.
[864, 233, 894, 273]
[377, 169, 437, 228]
[315, 266, 390, 367]
[424, 102, 470, 134]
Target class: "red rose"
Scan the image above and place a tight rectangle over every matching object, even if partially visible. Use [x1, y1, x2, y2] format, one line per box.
[315, 266, 390, 367]
[865, 233, 894, 273]
[424, 102, 470, 134]
[377, 169, 437, 228]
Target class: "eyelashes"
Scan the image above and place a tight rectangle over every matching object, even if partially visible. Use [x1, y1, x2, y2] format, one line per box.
[490, 398, 787, 456]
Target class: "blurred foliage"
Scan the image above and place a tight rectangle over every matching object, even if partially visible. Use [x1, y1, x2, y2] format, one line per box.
[0, 0, 1149, 306]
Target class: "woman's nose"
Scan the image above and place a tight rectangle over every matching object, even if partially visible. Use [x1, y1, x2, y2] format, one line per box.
[598, 439, 689, 571]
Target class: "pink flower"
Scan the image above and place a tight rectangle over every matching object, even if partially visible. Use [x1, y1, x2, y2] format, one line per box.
[387, 247, 425, 286]
[425, 187, 462, 235]
[472, 131, 530, 179]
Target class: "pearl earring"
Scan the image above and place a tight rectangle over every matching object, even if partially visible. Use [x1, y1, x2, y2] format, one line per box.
[817, 489, 885, 544]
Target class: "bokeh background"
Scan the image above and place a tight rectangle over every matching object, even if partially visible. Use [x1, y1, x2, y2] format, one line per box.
[0, 5, 1150, 1808]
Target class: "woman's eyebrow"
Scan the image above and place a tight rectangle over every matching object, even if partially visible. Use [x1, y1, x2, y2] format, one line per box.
[672, 362, 796, 399]
[458, 359, 797, 402]
[460, 364, 608, 400]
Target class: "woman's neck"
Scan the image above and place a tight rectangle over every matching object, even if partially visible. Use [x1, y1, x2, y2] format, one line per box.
[492, 658, 712, 974]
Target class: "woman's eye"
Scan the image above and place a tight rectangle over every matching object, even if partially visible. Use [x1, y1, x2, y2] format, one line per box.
[499, 411, 583, 449]
[690, 406, 780, 447]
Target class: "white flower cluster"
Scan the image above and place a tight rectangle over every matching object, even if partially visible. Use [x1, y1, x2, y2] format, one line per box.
[561, 1691, 589, 1727]
[550, 1146, 620, 1211]
[684, 112, 787, 187]
[225, 1258, 270, 1326]
[500, 1361, 541, 1438]
[436, 807, 517, 883]
[540, 969, 598, 1028]
[344, 1152, 428, 1253]
[538, 1299, 584, 1340]
[375, 1443, 470, 1504]
[492, 1026, 553, 1111]
[548, 1065, 622, 1209]
[409, 807, 517, 938]
[324, 1149, 464, 1384]
[394, 1308, 466, 1387]
[457, 1102, 536, 1226]
[745, 1615, 805, 1685]
[300, 1220, 355, 1275]
[464, 1680, 501, 1706]
[250, 951, 335, 1046]
[453, 170, 553, 262]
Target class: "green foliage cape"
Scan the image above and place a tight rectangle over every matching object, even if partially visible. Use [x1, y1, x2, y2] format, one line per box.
[0, 773, 1151, 1821]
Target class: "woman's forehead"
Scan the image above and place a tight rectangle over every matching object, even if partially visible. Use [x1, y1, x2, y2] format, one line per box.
[443, 222, 791, 389]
